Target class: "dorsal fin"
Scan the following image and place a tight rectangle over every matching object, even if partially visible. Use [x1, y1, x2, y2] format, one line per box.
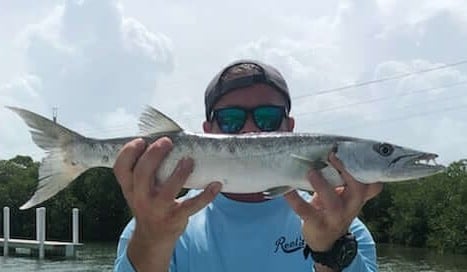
[138, 106, 183, 135]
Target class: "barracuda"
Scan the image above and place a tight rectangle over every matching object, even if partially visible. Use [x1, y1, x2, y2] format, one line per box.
[7, 106, 445, 210]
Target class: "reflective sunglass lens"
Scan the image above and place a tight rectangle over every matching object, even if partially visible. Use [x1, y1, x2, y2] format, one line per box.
[254, 106, 284, 131]
[216, 108, 246, 133]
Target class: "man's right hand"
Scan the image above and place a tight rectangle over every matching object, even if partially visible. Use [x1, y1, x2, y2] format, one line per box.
[113, 137, 222, 272]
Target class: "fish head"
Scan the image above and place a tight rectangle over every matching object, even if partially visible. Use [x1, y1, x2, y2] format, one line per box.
[335, 141, 446, 183]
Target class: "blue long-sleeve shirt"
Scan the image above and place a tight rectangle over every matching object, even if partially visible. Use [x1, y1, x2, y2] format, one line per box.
[114, 190, 378, 271]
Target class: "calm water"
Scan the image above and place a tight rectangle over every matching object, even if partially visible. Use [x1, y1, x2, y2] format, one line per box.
[0, 243, 466, 271]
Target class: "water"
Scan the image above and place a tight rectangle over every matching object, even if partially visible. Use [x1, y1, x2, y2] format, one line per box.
[0, 243, 116, 272]
[0, 243, 466, 271]
[377, 244, 467, 272]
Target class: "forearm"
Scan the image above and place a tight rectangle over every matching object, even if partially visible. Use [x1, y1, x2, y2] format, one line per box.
[342, 221, 378, 272]
[311, 219, 378, 272]
[126, 228, 177, 272]
[114, 226, 177, 272]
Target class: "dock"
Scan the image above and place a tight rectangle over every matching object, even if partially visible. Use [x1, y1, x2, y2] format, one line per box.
[0, 238, 82, 258]
[1, 207, 83, 259]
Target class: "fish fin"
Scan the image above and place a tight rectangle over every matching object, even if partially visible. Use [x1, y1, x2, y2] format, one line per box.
[6, 106, 88, 209]
[291, 154, 328, 170]
[20, 150, 87, 210]
[263, 186, 294, 199]
[138, 106, 183, 135]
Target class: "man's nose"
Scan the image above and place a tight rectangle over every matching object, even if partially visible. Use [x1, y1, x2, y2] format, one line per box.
[239, 117, 261, 133]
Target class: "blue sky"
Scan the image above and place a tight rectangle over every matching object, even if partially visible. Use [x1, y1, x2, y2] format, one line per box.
[1, 0, 466, 164]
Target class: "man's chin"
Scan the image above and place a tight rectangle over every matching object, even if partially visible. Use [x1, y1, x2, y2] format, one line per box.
[222, 192, 270, 203]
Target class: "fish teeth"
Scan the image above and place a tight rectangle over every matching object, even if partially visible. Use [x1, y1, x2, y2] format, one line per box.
[414, 158, 439, 166]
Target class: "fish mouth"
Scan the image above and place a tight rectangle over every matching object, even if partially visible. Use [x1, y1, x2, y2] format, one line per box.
[405, 153, 445, 171]
[386, 152, 446, 181]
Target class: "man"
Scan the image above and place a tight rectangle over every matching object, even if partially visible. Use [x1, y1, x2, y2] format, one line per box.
[113, 60, 383, 271]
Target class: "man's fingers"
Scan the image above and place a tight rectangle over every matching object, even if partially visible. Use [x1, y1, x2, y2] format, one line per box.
[340, 182, 383, 218]
[328, 152, 345, 173]
[307, 170, 340, 210]
[160, 157, 194, 201]
[133, 137, 173, 200]
[113, 138, 147, 196]
[329, 153, 382, 212]
[364, 183, 384, 202]
[284, 190, 316, 220]
[329, 153, 366, 212]
[180, 182, 222, 216]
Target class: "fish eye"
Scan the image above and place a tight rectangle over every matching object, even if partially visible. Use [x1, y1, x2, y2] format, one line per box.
[375, 143, 394, 156]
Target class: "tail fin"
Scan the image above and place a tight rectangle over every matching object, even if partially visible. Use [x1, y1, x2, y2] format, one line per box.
[6, 106, 88, 210]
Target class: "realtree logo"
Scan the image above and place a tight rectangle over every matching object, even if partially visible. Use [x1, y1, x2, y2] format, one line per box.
[274, 236, 305, 254]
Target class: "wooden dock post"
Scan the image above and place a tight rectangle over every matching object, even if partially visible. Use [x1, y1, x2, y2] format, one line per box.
[73, 208, 79, 244]
[67, 208, 80, 257]
[36, 207, 46, 260]
[3, 207, 9, 256]
[1, 206, 82, 259]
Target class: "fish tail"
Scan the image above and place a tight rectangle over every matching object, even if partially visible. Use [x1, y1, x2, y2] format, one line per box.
[6, 106, 88, 210]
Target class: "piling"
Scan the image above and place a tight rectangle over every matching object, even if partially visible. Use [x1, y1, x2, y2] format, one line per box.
[72, 208, 79, 244]
[36, 207, 46, 260]
[3, 207, 9, 256]
[1, 207, 82, 259]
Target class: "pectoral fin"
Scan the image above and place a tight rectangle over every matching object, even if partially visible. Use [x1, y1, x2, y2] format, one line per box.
[263, 186, 294, 199]
[291, 154, 328, 170]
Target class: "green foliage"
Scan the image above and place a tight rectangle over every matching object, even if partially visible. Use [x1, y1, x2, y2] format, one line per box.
[0, 156, 130, 242]
[70, 167, 131, 241]
[362, 159, 467, 254]
[425, 161, 467, 254]
[387, 180, 431, 247]
[0, 156, 39, 239]
[359, 184, 393, 243]
[40, 167, 132, 242]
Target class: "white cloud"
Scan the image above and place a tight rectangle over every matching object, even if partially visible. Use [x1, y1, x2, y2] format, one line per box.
[0, 75, 42, 104]
[1, 0, 174, 160]
[375, 0, 467, 43]
[233, 36, 358, 129]
[376, 0, 467, 24]
[225, 2, 467, 164]
[372, 60, 466, 100]
[19, 0, 174, 123]
[1, 0, 466, 164]
[73, 107, 138, 139]
[0, 76, 47, 161]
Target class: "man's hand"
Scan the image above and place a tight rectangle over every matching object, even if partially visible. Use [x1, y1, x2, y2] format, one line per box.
[113, 137, 222, 272]
[284, 152, 383, 253]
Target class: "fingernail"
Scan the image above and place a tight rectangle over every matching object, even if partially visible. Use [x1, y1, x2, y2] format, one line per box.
[176, 158, 186, 171]
[134, 138, 147, 149]
[156, 137, 173, 152]
[209, 182, 222, 194]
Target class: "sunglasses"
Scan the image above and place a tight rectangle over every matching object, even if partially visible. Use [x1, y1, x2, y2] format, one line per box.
[210, 105, 287, 133]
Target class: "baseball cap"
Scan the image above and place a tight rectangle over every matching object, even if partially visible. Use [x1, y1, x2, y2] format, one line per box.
[204, 59, 291, 120]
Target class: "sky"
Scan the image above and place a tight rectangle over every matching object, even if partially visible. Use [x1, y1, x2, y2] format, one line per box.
[0, 0, 466, 165]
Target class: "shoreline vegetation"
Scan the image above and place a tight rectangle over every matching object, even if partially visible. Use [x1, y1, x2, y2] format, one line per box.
[0, 155, 466, 254]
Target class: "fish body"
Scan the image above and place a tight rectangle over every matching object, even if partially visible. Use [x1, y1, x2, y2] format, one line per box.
[7, 106, 445, 210]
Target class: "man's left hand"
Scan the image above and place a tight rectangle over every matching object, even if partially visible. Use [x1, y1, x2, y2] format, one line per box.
[284, 152, 383, 252]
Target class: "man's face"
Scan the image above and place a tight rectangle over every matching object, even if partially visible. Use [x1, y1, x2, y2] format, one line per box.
[203, 84, 295, 134]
